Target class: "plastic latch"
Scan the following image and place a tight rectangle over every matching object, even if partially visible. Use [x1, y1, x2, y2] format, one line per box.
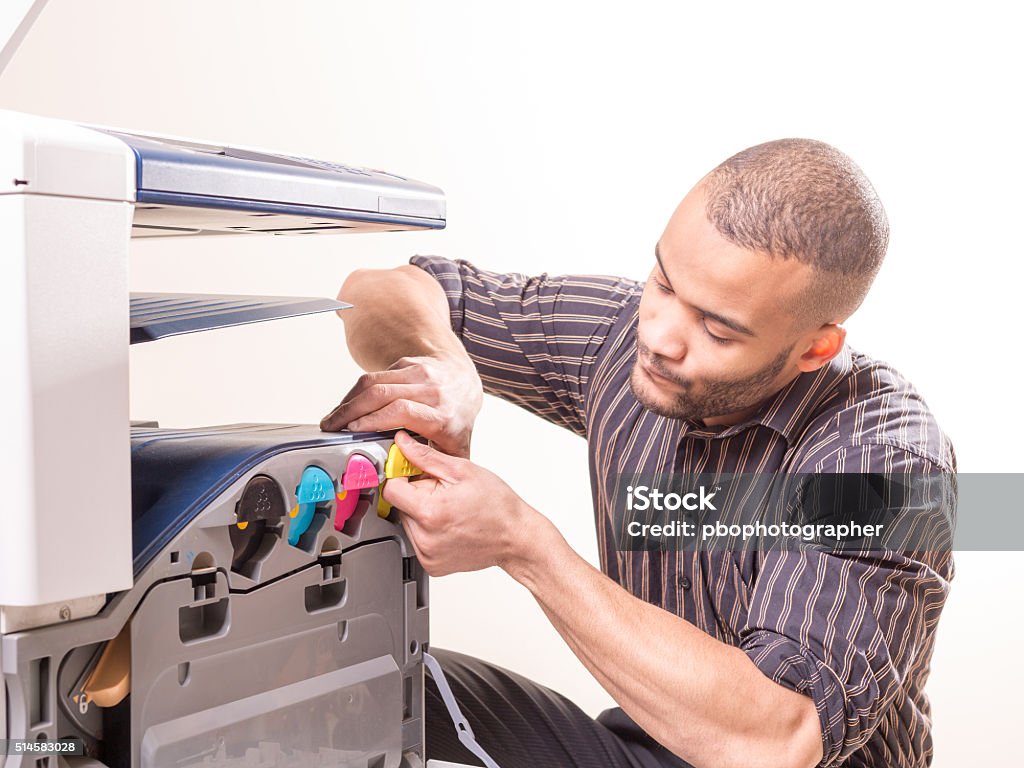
[290, 466, 334, 545]
[335, 455, 381, 529]
[378, 443, 423, 518]
[343, 454, 380, 490]
[385, 443, 422, 479]
[377, 482, 392, 518]
[233, 475, 286, 566]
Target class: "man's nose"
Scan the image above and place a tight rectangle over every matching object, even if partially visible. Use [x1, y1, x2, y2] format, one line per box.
[645, 320, 688, 363]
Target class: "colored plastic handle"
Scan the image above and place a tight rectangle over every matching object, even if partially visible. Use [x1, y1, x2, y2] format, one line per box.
[377, 483, 392, 518]
[377, 442, 424, 518]
[334, 455, 381, 530]
[296, 466, 335, 504]
[384, 443, 422, 479]
[289, 466, 334, 545]
[334, 490, 359, 530]
[343, 454, 379, 490]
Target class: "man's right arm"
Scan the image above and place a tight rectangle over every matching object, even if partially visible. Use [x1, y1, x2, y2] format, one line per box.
[324, 256, 642, 455]
[319, 265, 483, 458]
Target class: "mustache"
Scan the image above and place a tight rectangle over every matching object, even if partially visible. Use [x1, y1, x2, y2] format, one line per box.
[636, 340, 691, 390]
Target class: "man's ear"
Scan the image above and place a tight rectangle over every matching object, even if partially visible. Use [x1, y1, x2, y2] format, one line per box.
[797, 324, 846, 373]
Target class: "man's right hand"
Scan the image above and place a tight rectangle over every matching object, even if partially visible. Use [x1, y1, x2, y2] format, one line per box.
[319, 348, 483, 459]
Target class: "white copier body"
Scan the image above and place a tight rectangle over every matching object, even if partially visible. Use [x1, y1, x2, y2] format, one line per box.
[0, 4, 478, 767]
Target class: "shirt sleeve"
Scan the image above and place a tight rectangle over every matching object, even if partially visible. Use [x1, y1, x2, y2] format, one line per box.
[410, 255, 641, 436]
[739, 443, 955, 767]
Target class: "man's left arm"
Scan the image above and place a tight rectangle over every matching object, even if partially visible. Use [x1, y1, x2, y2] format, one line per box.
[384, 432, 826, 768]
[507, 511, 827, 768]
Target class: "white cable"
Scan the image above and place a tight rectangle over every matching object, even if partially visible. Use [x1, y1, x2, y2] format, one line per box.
[423, 652, 503, 768]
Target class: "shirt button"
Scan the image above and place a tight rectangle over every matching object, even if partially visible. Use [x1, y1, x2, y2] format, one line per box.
[678, 575, 691, 591]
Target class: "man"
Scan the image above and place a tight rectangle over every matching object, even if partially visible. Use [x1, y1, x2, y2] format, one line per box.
[321, 139, 955, 768]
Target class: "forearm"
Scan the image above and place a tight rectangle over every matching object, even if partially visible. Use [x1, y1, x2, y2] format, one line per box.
[323, 267, 482, 455]
[505, 513, 823, 768]
[338, 264, 465, 371]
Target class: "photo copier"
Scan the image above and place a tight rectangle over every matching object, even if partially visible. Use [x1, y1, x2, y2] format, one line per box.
[1, 3, 483, 767]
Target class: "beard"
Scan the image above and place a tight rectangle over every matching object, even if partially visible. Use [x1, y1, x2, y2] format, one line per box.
[630, 338, 793, 422]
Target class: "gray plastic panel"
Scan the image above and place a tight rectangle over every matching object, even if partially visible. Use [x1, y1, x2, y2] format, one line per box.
[130, 292, 350, 343]
[140, 656, 401, 767]
[2, 427, 430, 768]
[130, 543, 407, 767]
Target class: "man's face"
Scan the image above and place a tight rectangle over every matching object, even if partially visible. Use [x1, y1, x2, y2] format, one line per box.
[631, 186, 819, 425]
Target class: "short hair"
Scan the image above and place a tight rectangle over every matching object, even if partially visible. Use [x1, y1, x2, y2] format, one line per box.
[702, 138, 889, 327]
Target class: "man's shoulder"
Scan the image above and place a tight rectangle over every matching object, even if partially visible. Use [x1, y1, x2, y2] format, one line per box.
[791, 346, 956, 472]
[410, 255, 644, 304]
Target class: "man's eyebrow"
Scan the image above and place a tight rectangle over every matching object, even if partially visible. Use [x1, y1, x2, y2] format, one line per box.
[653, 243, 757, 338]
[654, 243, 675, 290]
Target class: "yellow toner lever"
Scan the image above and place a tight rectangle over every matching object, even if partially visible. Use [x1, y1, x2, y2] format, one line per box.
[378, 442, 423, 517]
[384, 442, 421, 479]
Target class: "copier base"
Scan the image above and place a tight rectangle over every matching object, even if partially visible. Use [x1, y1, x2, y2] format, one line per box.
[1, 424, 430, 768]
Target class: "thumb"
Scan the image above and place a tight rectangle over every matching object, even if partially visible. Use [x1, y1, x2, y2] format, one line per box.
[394, 430, 461, 481]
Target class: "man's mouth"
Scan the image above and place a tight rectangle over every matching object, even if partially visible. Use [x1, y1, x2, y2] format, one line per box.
[640, 357, 679, 388]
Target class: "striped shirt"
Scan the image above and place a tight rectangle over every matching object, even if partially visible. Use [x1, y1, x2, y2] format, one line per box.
[411, 255, 956, 768]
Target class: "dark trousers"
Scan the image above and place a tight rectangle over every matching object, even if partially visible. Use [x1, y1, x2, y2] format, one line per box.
[424, 648, 695, 768]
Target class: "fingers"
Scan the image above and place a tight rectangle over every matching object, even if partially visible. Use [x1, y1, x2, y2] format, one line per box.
[320, 359, 437, 430]
[325, 384, 438, 431]
[321, 380, 438, 432]
[386, 475, 448, 577]
[345, 400, 448, 441]
[397, 511, 428, 562]
[393, 430, 462, 480]
[320, 367, 402, 421]
[381, 474, 420, 511]
[381, 434, 462, 508]
[396, 510, 450, 576]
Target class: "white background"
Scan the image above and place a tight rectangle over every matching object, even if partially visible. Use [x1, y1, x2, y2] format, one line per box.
[2, 1, 1020, 764]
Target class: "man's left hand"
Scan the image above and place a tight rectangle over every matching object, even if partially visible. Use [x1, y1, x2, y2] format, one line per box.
[382, 431, 536, 576]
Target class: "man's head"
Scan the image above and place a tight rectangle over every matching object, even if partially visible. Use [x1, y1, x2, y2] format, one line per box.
[631, 138, 889, 425]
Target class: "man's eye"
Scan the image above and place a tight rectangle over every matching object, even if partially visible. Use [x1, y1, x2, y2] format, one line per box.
[702, 318, 732, 346]
[654, 278, 673, 295]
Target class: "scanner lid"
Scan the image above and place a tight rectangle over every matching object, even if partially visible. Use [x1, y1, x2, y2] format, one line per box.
[101, 129, 446, 235]
[1, 1, 446, 234]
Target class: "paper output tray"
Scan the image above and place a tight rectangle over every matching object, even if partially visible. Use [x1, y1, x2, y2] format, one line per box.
[130, 292, 349, 343]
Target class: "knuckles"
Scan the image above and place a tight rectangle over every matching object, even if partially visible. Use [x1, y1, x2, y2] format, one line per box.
[417, 500, 454, 531]
[420, 364, 439, 385]
[394, 355, 423, 369]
